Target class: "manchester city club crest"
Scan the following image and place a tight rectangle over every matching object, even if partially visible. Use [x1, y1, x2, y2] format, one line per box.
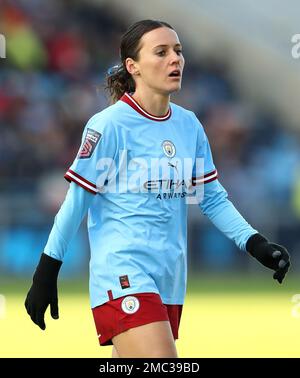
[121, 296, 140, 314]
[162, 140, 176, 158]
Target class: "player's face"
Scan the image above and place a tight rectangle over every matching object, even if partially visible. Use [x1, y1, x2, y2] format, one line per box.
[134, 27, 185, 95]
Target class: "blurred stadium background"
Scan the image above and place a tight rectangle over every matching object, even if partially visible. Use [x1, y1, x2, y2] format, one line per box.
[1, 0, 300, 357]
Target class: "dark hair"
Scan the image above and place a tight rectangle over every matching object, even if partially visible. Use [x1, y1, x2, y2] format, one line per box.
[105, 19, 174, 103]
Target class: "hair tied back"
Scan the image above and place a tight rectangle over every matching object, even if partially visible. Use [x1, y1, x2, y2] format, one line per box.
[107, 64, 123, 76]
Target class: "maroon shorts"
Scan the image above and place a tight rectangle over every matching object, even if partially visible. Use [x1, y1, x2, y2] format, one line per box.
[92, 292, 183, 346]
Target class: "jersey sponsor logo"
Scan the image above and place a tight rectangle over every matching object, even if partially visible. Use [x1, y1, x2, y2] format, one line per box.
[78, 128, 101, 159]
[162, 140, 176, 158]
[121, 296, 140, 314]
[156, 191, 187, 200]
[87, 151, 211, 204]
[119, 275, 130, 289]
[143, 178, 191, 191]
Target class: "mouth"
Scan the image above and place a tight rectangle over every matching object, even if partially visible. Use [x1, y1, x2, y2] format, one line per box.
[168, 69, 181, 79]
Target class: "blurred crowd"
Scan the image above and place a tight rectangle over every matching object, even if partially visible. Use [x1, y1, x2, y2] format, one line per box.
[0, 0, 299, 275]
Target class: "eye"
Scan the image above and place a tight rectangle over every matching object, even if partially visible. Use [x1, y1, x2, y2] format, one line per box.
[176, 49, 182, 55]
[157, 50, 166, 56]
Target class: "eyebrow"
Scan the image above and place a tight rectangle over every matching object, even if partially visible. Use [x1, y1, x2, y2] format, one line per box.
[152, 43, 182, 50]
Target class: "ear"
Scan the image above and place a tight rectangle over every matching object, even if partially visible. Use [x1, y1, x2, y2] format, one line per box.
[125, 57, 140, 76]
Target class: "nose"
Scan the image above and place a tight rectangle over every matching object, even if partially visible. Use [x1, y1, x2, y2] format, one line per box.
[169, 51, 182, 66]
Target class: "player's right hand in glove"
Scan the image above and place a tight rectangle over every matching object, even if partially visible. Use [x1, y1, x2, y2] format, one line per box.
[25, 253, 62, 330]
[246, 233, 291, 284]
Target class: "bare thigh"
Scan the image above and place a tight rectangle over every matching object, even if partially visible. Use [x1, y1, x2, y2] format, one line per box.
[112, 346, 119, 358]
[112, 320, 178, 358]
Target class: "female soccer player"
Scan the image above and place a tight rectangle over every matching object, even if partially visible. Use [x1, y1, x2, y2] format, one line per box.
[25, 20, 291, 358]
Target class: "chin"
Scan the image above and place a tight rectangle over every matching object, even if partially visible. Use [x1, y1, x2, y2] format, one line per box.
[163, 83, 181, 95]
[156, 83, 182, 96]
[168, 84, 182, 94]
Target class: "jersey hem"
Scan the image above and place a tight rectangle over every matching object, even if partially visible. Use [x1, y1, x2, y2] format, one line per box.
[90, 290, 185, 308]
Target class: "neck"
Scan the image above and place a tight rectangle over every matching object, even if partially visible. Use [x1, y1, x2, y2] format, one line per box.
[131, 87, 170, 117]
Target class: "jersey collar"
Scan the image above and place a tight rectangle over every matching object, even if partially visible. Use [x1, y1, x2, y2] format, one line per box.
[120, 92, 172, 122]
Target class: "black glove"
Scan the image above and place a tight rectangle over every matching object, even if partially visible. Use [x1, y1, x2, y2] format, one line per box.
[25, 253, 62, 330]
[246, 233, 291, 284]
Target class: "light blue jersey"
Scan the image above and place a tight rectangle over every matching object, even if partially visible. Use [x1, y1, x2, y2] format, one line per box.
[46, 92, 257, 308]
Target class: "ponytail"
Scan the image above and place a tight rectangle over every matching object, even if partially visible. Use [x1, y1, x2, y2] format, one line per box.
[105, 64, 135, 104]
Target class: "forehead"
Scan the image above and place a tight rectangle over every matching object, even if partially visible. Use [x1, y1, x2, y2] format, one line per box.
[139, 27, 181, 50]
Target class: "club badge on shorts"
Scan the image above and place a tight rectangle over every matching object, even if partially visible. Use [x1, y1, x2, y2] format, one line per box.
[121, 296, 140, 314]
[162, 140, 176, 158]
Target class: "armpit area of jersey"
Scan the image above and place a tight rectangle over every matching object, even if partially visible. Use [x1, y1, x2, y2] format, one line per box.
[64, 169, 98, 195]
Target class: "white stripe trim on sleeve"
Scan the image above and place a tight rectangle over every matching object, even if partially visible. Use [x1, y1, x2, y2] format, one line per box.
[65, 171, 98, 194]
[193, 170, 218, 185]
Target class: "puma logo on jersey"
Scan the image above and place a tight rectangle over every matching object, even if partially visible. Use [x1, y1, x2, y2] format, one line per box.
[168, 160, 178, 174]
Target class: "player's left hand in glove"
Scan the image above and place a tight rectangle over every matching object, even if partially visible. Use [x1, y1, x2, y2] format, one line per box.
[246, 233, 291, 284]
[25, 253, 62, 330]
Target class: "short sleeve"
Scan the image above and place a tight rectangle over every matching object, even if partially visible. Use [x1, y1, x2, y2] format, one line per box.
[64, 114, 118, 194]
[191, 116, 218, 186]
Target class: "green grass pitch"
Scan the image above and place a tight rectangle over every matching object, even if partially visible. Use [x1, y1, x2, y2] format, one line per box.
[1, 274, 300, 358]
